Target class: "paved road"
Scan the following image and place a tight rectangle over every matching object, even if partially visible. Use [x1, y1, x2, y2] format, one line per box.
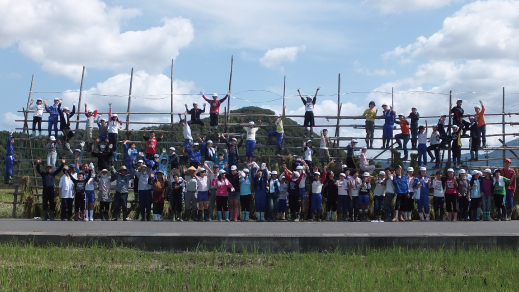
[0, 219, 517, 237]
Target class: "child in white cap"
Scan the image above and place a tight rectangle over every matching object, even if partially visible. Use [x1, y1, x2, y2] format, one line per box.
[29, 98, 45, 139]
[202, 91, 230, 133]
[244, 121, 260, 164]
[373, 171, 386, 222]
[297, 87, 320, 138]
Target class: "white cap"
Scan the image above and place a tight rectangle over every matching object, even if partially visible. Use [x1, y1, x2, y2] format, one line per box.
[306, 95, 312, 99]
[362, 146, 367, 150]
[313, 172, 320, 176]
[100, 144, 106, 148]
[54, 98, 59, 101]
[87, 109, 93, 113]
[112, 114, 118, 117]
[307, 140, 313, 143]
[484, 168, 491, 173]
[199, 168, 206, 172]
[399, 113, 405, 117]
[249, 121, 255, 125]
[230, 165, 237, 171]
[340, 173, 346, 177]
[293, 172, 300, 178]
[37, 98, 42, 101]
[363, 172, 370, 177]
[379, 171, 385, 175]
[100, 118, 106, 122]
[137, 160, 144, 164]
[193, 102, 198, 105]
[296, 158, 301, 161]
[459, 169, 466, 174]
[475, 105, 481, 109]
[218, 170, 226, 174]
[419, 167, 427, 171]
[193, 142, 199, 146]
[447, 168, 454, 172]
[407, 167, 414, 172]
[49, 136, 56, 141]
[74, 149, 81, 153]
[243, 169, 249, 173]
[231, 138, 237, 142]
[207, 140, 213, 144]
[478, 171, 483, 176]
[271, 170, 278, 175]
[212, 93, 218, 97]
[342, 164, 347, 168]
[169, 147, 175, 151]
[351, 139, 358, 143]
[63, 107, 70, 111]
[296, 166, 304, 170]
[472, 170, 479, 175]
[382, 103, 387, 107]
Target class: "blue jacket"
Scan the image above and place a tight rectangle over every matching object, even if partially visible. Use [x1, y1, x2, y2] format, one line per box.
[6, 135, 14, 156]
[383, 109, 395, 126]
[45, 103, 60, 117]
[393, 175, 409, 194]
[186, 142, 207, 163]
[36, 163, 64, 188]
[215, 152, 228, 171]
[239, 172, 252, 196]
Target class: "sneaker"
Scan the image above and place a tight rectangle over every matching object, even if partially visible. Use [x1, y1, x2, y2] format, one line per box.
[89, 218, 94, 221]
[83, 218, 88, 222]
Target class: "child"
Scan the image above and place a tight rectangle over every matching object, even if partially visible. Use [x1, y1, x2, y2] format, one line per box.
[44, 98, 60, 138]
[295, 165, 308, 221]
[42, 136, 61, 171]
[215, 151, 228, 171]
[473, 100, 486, 147]
[83, 103, 98, 147]
[4, 130, 15, 184]
[451, 125, 462, 168]
[202, 138, 216, 171]
[468, 116, 480, 161]
[381, 104, 396, 149]
[450, 99, 470, 137]
[143, 130, 163, 160]
[383, 168, 396, 222]
[183, 166, 199, 221]
[337, 173, 352, 221]
[202, 91, 230, 133]
[408, 107, 420, 149]
[349, 170, 361, 221]
[395, 114, 410, 161]
[240, 167, 252, 221]
[244, 121, 260, 164]
[251, 166, 268, 221]
[195, 167, 212, 221]
[493, 169, 510, 221]
[359, 147, 375, 172]
[58, 166, 74, 221]
[58, 102, 76, 144]
[373, 171, 386, 222]
[430, 170, 445, 221]
[29, 98, 44, 139]
[392, 165, 408, 222]
[268, 106, 286, 156]
[480, 169, 493, 221]
[358, 172, 371, 222]
[220, 133, 243, 171]
[123, 140, 141, 173]
[444, 168, 458, 221]
[320, 129, 331, 167]
[168, 147, 180, 172]
[158, 151, 169, 174]
[95, 116, 109, 146]
[345, 139, 358, 169]
[108, 103, 123, 162]
[417, 121, 428, 167]
[135, 165, 152, 221]
[307, 170, 323, 221]
[267, 170, 281, 222]
[469, 170, 481, 221]
[278, 175, 288, 220]
[68, 169, 92, 222]
[297, 87, 320, 138]
[150, 170, 168, 221]
[227, 164, 242, 222]
[110, 166, 134, 221]
[186, 141, 206, 168]
[167, 173, 185, 221]
[212, 169, 235, 221]
[179, 112, 193, 154]
[283, 164, 304, 222]
[185, 102, 206, 129]
[363, 101, 377, 148]
[427, 124, 441, 168]
[92, 144, 113, 171]
[36, 157, 65, 221]
[437, 115, 452, 148]
[84, 167, 96, 221]
[303, 140, 314, 170]
[208, 164, 220, 221]
[96, 168, 112, 221]
[415, 167, 430, 221]
[501, 158, 516, 221]
[72, 145, 84, 166]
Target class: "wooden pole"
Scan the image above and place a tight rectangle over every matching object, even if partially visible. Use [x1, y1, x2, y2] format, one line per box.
[125, 68, 134, 139]
[334, 74, 341, 155]
[75, 66, 86, 131]
[447, 90, 452, 167]
[226, 56, 234, 134]
[502, 87, 506, 160]
[170, 59, 174, 128]
[391, 87, 394, 163]
[282, 76, 286, 114]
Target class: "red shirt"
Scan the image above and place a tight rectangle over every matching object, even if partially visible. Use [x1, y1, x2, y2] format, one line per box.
[445, 178, 457, 194]
[144, 137, 161, 154]
[500, 168, 516, 192]
[203, 95, 228, 113]
[400, 120, 410, 135]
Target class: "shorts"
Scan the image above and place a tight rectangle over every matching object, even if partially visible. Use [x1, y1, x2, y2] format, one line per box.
[358, 193, 369, 205]
[278, 199, 287, 213]
[85, 190, 96, 203]
[304, 111, 315, 127]
[228, 191, 240, 201]
[98, 135, 108, 141]
[197, 191, 208, 202]
[299, 188, 306, 200]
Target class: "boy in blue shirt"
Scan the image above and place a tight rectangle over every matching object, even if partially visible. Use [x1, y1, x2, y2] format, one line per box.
[382, 104, 396, 149]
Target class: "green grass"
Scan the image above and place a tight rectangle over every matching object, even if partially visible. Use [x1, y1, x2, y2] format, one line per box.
[0, 243, 517, 291]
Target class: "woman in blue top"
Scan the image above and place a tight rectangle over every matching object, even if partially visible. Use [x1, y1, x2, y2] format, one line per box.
[251, 167, 268, 221]
[239, 167, 252, 221]
[469, 170, 482, 221]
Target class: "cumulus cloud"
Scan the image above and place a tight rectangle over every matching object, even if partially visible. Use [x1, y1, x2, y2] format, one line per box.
[2, 112, 24, 130]
[0, 0, 194, 80]
[260, 46, 306, 69]
[364, 0, 456, 13]
[353, 61, 395, 76]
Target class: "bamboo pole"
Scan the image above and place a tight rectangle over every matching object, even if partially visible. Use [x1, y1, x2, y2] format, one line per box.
[170, 59, 174, 129]
[226, 56, 234, 134]
[125, 68, 134, 139]
[502, 87, 505, 160]
[282, 76, 286, 152]
[75, 66, 86, 131]
[334, 74, 341, 156]
[391, 87, 394, 163]
[447, 90, 452, 167]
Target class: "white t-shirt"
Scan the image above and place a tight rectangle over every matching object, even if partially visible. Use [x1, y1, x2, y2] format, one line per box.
[59, 175, 74, 199]
[350, 177, 361, 197]
[108, 120, 122, 134]
[374, 178, 386, 196]
[432, 179, 444, 197]
[320, 134, 329, 149]
[337, 179, 349, 196]
[430, 131, 440, 145]
[183, 123, 193, 140]
[303, 146, 313, 161]
[417, 132, 428, 145]
[85, 176, 96, 191]
[196, 176, 209, 192]
[30, 104, 45, 118]
[385, 175, 395, 193]
[311, 180, 322, 194]
[279, 182, 288, 200]
[244, 127, 259, 141]
[298, 172, 306, 188]
[305, 101, 314, 112]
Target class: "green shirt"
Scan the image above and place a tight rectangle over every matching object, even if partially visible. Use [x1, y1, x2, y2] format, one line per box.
[493, 176, 510, 196]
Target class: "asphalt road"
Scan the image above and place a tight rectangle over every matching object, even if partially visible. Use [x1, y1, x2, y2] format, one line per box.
[0, 219, 517, 237]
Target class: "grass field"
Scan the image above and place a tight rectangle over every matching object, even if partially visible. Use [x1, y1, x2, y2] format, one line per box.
[0, 243, 517, 291]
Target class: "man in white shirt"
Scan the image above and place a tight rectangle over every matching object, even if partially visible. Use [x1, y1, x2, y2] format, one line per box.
[59, 168, 75, 221]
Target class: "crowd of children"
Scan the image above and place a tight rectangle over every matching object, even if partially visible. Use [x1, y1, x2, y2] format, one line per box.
[14, 92, 514, 222]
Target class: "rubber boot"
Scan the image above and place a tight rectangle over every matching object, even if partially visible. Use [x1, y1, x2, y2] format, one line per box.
[354, 209, 359, 222]
[198, 210, 203, 222]
[294, 212, 300, 222]
[331, 211, 336, 221]
[392, 210, 398, 222]
[38, 131, 42, 139]
[385, 210, 392, 222]
[172, 211, 177, 222]
[185, 210, 191, 222]
[453, 212, 458, 221]
[74, 212, 79, 221]
[241, 211, 246, 221]
[425, 213, 430, 221]
[470, 210, 477, 221]
[42, 211, 48, 221]
[326, 211, 331, 221]
[217, 211, 222, 221]
[304, 129, 308, 138]
[246, 211, 250, 221]
[8, 175, 13, 185]
[506, 209, 512, 221]
[224, 211, 230, 221]
[277, 147, 282, 156]
[419, 213, 424, 221]
[49, 211, 55, 221]
[300, 212, 305, 222]
[477, 208, 481, 221]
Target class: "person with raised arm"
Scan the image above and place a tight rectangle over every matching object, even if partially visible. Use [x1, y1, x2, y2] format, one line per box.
[202, 91, 230, 133]
[268, 106, 286, 156]
[297, 87, 320, 138]
[83, 103, 98, 148]
[4, 130, 15, 184]
[108, 103, 123, 161]
[29, 98, 44, 139]
[44, 98, 60, 138]
[185, 102, 206, 130]
[381, 104, 396, 149]
[36, 157, 66, 221]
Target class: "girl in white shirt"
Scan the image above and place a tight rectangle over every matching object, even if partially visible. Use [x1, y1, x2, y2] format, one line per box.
[244, 121, 260, 163]
[29, 98, 45, 139]
[429, 170, 445, 221]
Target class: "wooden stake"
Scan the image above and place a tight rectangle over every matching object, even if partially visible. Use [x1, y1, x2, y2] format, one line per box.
[226, 56, 234, 134]
[502, 87, 506, 160]
[125, 68, 134, 139]
[334, 74, 341, 156]
[447, 90, 452, 167]
[391, 87, 394, 163]
[170, 59, 174, 128]
[75, 66, 86, 131]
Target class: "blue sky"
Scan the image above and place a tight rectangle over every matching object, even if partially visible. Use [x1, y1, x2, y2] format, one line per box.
[1, 0, 519, 153]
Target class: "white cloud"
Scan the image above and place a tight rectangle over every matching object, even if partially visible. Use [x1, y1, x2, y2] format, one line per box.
[353, 61, 396, 76]
[260, 46, 306, 69]
[364, 0, 456, 13]
[2, 112, 24, 131]
[0, 0, 194, 80]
